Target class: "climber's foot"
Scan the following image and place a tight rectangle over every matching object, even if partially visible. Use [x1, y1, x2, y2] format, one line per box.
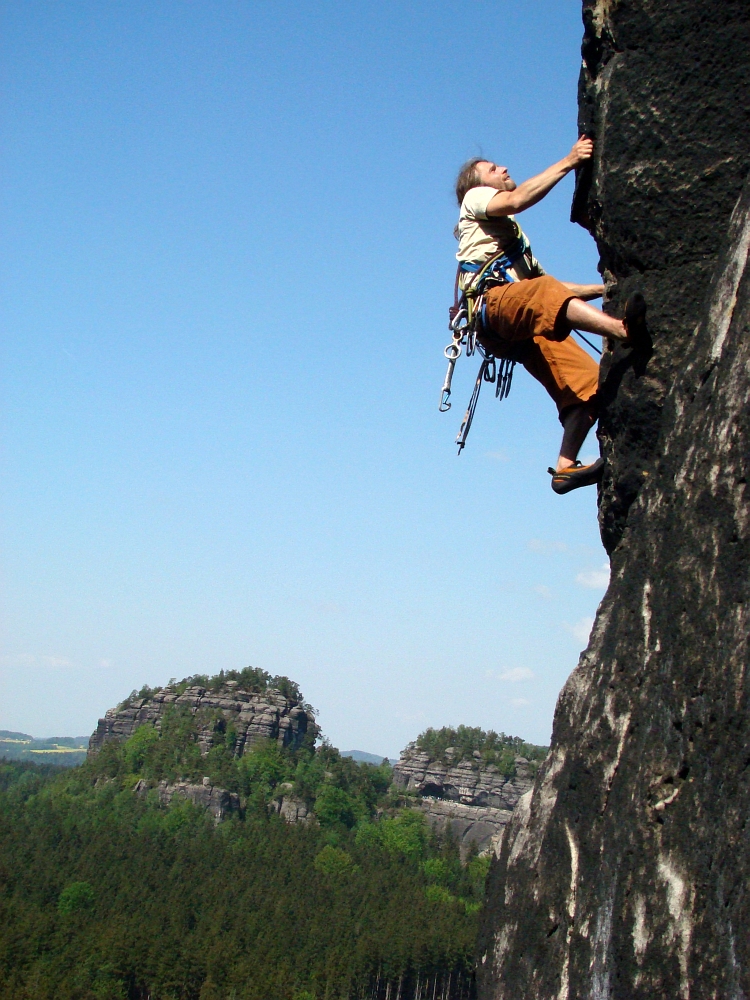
[624, 292, 650, 349]
[548, 458, 605, 495]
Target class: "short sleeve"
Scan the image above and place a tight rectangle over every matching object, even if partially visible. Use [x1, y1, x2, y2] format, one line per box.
[460, 186, 498, 221]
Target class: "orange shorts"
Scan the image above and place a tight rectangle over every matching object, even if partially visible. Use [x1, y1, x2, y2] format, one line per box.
[480, 276, 599, 420]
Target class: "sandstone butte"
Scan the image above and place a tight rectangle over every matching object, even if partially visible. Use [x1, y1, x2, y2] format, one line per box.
[89, 683, 539, 850]
[88, 680, 318, 758]
[477, 2, 750, 998]
[392, 744, 536, 860]
[88, 680, 320, 823]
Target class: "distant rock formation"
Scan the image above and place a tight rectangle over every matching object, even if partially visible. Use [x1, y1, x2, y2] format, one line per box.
[134, 776, 241, 823]
[393, 744, 535, 858]
[88, 681, 317, 757]
[270, 783, 317, 826]
[479, 2, 750, 997]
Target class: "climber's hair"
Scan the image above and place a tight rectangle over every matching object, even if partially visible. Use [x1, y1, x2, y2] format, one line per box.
[455, 157, 486, 206]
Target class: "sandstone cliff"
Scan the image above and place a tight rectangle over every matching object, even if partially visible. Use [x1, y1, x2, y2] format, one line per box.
[88, 680, 317, 757]
[393, 744, 536, 858]
[134, 776, 241, 823]
[478, 3, 750, 998]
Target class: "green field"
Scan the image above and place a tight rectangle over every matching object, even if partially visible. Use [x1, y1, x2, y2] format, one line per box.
[0, 731, 89, 767]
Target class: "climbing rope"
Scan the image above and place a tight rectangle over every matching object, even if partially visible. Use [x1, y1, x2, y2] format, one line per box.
[573, 329, 603, 356]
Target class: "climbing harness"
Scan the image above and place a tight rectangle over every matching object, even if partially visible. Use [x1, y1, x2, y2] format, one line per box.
[439, 236, 530, 454]
[439, 236, 603, 453]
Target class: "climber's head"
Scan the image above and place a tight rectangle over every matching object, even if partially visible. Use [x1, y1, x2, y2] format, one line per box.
[455, 158, 516, 205]
[455, 158, 483, 206]
[475, 160, 517, 192]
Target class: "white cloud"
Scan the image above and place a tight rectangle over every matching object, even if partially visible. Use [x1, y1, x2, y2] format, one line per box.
[511, 698, 530, 707]
[41, 656, 74, 668]
[0, 654, 74, 669]
[534, 584, 552, 599]
[564, 617, 595, 644]
[576, 563, 610, 589]
[528, 538, 569, 553]
[485, 450, 509, 462]
[497, 667, 534, 683]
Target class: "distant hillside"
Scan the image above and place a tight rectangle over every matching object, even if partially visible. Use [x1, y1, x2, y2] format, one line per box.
[341, 749, 388, 765]
[0, 731, 88, 767]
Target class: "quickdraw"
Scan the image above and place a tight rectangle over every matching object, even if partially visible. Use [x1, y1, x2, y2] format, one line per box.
[439, 238, 529, 454]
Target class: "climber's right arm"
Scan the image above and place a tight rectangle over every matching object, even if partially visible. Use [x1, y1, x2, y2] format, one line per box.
[486, 137, 594, 217]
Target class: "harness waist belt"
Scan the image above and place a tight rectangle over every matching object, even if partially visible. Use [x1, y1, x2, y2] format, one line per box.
[459, 235, 529, 288]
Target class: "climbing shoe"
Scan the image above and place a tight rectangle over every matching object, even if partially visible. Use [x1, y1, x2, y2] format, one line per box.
[623, 292, 649, 349]
[548, 457, 605, 495]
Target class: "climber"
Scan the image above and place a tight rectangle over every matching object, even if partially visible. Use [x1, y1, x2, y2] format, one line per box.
[454, 136, 647, 494]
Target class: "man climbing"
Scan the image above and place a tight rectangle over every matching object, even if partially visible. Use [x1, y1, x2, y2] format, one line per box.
[454, 136, 647, 494]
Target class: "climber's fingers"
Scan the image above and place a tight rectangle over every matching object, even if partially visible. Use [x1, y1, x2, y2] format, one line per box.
[570, 136, 594, 165]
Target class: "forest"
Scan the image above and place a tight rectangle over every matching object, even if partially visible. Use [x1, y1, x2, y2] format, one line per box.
[0, 695, 496, 998]
[0, 670, 551, 999]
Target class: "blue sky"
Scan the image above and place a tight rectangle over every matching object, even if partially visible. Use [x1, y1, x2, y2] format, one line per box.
[1, 1, 610, 757]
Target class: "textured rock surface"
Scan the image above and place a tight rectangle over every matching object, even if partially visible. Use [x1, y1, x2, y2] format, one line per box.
[271, 794, 316, 826]
[572, 0, 750, 553]
[88, 681, 317, 757]
[393, 746, 535, 857]
[135, 776, 241, 823]
[478, 3, 750, 997]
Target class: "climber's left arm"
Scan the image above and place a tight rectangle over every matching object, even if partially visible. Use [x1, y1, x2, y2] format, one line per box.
[562, 282, 604, 301]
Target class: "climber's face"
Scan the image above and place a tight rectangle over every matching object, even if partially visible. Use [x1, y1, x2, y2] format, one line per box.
[476, 160, 517, 192]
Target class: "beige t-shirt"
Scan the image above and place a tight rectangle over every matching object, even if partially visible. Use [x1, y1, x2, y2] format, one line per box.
[456, 185, 544, 286]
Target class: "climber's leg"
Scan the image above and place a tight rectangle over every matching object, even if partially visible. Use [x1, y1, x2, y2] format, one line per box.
[558, 400, 598, 470]
[520, 336, 604, 492]
[482, 276, 647, 348]
[482, 276, 577, 344]
[563, 298, 627, 340]
[520, 335, 599, 427]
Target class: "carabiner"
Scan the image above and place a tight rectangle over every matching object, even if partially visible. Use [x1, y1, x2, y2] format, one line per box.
[444, 340, 462, 362]
[449, 306, 468, 333]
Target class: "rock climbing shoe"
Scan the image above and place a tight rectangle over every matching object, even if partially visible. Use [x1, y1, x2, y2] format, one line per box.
[548, 457, 605, 495]
[624, 292, 649, 349]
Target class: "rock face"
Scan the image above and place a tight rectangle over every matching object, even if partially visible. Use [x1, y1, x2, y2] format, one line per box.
[134, 776, 241, 823]
[479, 3, 750, 998]
[88, 681, 317, 757]
[393, 745, 535, 857]
[271, 793, 316, 826]
[571, 0, 750, 555]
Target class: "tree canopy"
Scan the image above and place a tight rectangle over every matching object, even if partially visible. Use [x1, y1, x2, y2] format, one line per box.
[414, 725, 548, 776]
[0, 717, 481, 999]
